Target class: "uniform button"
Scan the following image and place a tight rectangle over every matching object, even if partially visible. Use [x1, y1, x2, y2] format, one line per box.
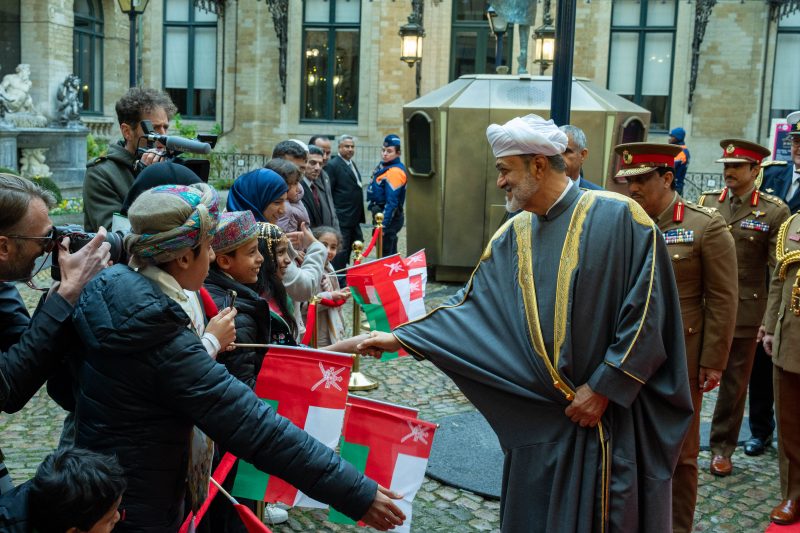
[727, 225, 732, 230]
[673, 254, 680, 259]
[749, 236, 755, 241]
[688, 327, 695, 334]
[753, 293, 758, 298]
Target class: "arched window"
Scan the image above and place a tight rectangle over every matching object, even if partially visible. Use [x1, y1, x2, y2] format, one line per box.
[73, 0, 104, 114]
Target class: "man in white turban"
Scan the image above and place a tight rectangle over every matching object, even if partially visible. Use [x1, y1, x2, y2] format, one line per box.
[359, 115, 693, 532]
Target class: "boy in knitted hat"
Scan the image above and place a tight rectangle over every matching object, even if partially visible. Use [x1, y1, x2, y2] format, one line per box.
[70, 183, 404, 532]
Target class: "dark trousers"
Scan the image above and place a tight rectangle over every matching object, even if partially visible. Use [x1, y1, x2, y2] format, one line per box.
[748, 341, 775, 440]
[775, 365, 800, 500]
[332, 223, 364, 278]
[710, 336, 758, 457]
[382, 211, 404, 257]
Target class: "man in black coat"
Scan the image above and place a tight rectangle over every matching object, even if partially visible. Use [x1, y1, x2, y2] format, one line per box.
[0, 174, 109, 492]
[325, 135, 365, 270]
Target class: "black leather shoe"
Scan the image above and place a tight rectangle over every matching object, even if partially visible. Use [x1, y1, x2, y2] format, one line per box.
[744, 436, 772, 456]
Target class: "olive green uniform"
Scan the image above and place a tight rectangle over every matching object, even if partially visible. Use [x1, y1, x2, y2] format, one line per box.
[655, 193, 737, 533]
[764, 213, 800, 501]
[699, 188, 790, 457]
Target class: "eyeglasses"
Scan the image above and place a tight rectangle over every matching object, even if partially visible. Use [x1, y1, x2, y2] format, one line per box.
[4, 228, 56, 253]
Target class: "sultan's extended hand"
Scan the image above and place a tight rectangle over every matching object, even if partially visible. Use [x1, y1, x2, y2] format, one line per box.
[356, 331, 400, 358]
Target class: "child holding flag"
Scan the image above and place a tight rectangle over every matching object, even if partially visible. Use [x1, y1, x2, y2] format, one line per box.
[309, 226, 349, 347]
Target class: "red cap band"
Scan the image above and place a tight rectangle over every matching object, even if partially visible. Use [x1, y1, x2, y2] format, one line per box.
[721, 145, 766, 162]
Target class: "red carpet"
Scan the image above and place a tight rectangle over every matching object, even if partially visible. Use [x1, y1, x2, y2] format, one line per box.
[766, 521, 800, 532]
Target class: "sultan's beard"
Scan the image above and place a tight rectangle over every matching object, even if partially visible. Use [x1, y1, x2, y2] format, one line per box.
[504, 174, 539, 213]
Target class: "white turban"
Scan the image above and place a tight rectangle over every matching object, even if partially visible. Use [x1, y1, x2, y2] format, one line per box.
[486, 114, 568, 158]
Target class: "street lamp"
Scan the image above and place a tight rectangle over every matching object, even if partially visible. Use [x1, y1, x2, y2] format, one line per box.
[117, 0, 150, 87]
[399, 0, 425, 96]
[486, 6, 509, 74]
[533, 0, 556, 76]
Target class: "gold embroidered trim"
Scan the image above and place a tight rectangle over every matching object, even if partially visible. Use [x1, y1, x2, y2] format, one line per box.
[553, 194, 596, 369]
[620, 227, 657, 364]
[777, 214, 800, 280]
[598, 422, 610, 532]
[603, 361, 646, 384]
[588, 190, 655, 228]
[514, 212, 575, 401]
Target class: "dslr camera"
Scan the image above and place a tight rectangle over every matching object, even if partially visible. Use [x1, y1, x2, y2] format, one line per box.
[50, 225, 127, 281]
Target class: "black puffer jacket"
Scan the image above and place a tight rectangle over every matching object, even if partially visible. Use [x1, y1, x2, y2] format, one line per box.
[204, 268, 269, 389]
[71, 265, 376, 533]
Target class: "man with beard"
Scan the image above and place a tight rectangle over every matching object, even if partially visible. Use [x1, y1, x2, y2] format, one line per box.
[358, 114, 693, 532]
[622, 142, 737, 533]
[302, 145, 340, 230]
[699, 139, 790, 476]
[0, 174, 109, 489]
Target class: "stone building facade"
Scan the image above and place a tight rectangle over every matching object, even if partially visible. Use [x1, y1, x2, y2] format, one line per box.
[1, 0, 798, 177]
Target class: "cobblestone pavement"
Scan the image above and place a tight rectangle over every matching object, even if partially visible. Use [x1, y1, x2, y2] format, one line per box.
[0, 227, 782, 532]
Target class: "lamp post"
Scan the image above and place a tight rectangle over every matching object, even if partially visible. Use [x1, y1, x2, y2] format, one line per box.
[533, 0, 556, 76]
[399, 0, 425, 97]
[551, 0, 578, 125]
[117, 0, 150, 88]
[485, 6, 509, 74]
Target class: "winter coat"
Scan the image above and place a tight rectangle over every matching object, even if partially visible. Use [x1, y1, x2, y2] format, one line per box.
[203, 268, 270, 389]
[83, 141, 136, 231]
[71, 265, 377, 533]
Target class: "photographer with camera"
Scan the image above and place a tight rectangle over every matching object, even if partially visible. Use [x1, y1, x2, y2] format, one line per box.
[0, 174, 110, 491]
[83, 87, 177, 232]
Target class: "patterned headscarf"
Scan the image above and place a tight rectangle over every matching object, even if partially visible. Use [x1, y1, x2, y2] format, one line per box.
[124, 183, 219, 265]
[226, 168, 288, 222]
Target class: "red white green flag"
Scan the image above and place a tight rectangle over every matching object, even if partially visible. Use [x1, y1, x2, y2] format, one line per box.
[230, 346, 353, 508]
[347, 255, 411, 360]
[402, 249, 427, 320]
[328, 397, 437, 532]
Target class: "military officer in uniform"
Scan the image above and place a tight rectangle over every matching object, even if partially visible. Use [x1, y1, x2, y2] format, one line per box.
[745, 111, 800, 457]
[699, 139, 791, 477]
[763, 212, 800, 524]
[620, 143, 737, 533]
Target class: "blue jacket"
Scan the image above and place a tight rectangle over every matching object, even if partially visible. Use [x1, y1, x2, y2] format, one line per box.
[367, 158, 407, 227]
[761, 161, 800, 213]
[71, 265, 377, 532]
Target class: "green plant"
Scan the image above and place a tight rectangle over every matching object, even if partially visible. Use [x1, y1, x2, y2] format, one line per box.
[31, 176, 63, 204]
[87, 133, 109, 160]
[209, 176, 235, 190]
[0, 167, 19, 175]
[173, 113, 198, 140]
[49, 197, 84, 216]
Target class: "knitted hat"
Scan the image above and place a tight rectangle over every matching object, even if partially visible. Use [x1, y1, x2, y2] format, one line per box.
[669, 127, 686, 143]
[124, 183, 219, 265]
[211, 211, 258, 254]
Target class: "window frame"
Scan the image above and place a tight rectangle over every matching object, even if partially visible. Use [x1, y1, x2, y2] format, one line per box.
[449, 1, 514, 81]
[770, 13, 800, 119]
[162, 1, 218, 120]
[73, 0, 104, 115]
[607, 0, 678, 133]
[300, 0, 361, 124]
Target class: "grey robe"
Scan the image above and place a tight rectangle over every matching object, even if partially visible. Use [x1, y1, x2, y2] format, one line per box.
[395, 186, 693, 532]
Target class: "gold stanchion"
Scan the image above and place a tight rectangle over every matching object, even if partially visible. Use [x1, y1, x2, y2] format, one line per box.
[256, 501, 265, 522]
[349, 240, 378, 391]
[375, 212, 384, 259]
[309, 295, 321, 348]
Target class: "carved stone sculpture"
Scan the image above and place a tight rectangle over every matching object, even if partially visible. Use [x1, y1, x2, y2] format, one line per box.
[57, 74, 82, 126]
[19, 148, 52, 178]
[492, 1, 537, 74]
[0, 64, 47, 128]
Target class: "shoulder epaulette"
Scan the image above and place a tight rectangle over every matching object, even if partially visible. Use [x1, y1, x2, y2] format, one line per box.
[700, 189, 723, 197]
[759, 192, 787, 207]
[86, 156, 108, 168]
[684, 201, 717, 218]
[761, 160, 788, 168]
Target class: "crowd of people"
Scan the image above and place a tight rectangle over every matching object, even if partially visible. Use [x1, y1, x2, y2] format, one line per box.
[0, 83, 798, 533]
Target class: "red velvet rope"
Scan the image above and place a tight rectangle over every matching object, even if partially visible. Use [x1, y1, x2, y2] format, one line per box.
[301, 300, 317, 346]
[360, 225, 382, 259]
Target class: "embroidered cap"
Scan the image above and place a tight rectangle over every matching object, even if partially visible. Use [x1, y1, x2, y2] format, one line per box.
[716, 138, 770, 164]
[211, 210, 258, 254]
[613, 142, 682, 178]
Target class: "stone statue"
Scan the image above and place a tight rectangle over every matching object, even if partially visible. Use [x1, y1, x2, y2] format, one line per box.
[19, 148, 52, 178]
[0, 64, 47, 127]
[57, 74, 82, 126]
[491, 0, 537, 74]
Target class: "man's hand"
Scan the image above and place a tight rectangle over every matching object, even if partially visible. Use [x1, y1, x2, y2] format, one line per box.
[564, 384, 608, 427]
[360, 485, 405, 531]
[763, 334, 775, 356]
[757, 324, 766, 342]
[357, 331, 400, 358]
[56, 228, 111, 304]
[698, 366, 722, 393]
[138, 148, 166, 167]
[206, 307, 237, 350]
